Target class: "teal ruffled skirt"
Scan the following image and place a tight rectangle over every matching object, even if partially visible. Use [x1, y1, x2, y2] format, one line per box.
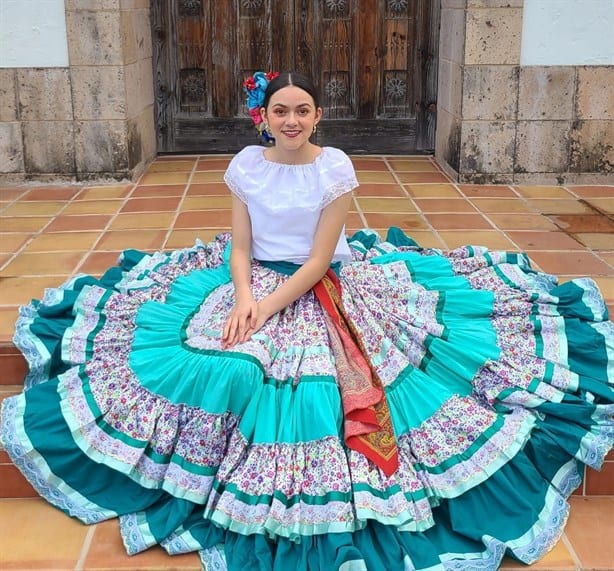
[2, 229, 613, 571]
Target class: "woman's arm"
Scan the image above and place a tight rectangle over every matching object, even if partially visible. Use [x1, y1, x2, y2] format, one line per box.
[222, 195, 258, 348]
[228, 195, 253, 302]
[258, 191, 353, 320]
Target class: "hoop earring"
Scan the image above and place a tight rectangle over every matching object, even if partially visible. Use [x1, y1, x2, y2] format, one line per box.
[264, 123, 272, 135]
[313, 125, 318, 134]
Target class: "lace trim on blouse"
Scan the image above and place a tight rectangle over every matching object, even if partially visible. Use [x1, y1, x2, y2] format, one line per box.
[322, 180, 358, 208]
[223, 173, 248, 204]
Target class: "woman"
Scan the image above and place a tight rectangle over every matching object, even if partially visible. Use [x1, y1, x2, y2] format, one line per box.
[2, 71, 613, 571]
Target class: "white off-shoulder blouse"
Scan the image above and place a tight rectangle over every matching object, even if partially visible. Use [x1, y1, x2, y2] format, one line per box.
[224, 145, 359, 263]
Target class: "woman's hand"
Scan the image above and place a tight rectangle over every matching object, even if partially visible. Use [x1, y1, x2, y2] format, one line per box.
[221, 297, 271, 349]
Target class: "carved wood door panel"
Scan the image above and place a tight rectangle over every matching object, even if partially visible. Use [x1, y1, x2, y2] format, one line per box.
[152, 0, 439, 154]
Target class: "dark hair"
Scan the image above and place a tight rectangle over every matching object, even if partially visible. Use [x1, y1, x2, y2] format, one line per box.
[262, 71, 320, 110]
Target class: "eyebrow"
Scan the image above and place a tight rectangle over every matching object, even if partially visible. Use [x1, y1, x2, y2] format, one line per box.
[271, 102, 313, 109]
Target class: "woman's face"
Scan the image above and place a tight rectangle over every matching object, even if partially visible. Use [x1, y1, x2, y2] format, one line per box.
[261, 85, 322, 152]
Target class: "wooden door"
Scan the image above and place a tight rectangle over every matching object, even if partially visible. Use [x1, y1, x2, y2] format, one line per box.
[152, 0, 439, 154]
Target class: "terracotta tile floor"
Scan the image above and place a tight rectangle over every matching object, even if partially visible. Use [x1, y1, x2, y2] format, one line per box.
[1, 154, 613, 569]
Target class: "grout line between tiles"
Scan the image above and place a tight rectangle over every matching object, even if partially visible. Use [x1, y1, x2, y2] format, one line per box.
[351, 196, 368, 228]
[74, 524, 96, 571]
[161, 159, 200, 249]
[0, 189, 85, 274]
[72, 184, 138, 276]
[381, 156, 440, 241]
[560, 531, 584, 570]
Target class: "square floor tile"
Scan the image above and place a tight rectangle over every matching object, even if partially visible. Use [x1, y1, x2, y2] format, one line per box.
[439, 231, 516, 250]
[356, 197, 417, 213]
[506, 231, 585, 251]
[97, 230, 167, 251]
[78, 251, 123, 276]
[547, 213, 614, 233]
[350, 158, 389, 171]
[0, 499, 89, 569]
[0, 276, 70, 305]
[76, 186, 132, 200]
[46, 214, 113, 232]
[584, 462, 614, 495]
[488, 214, 559, 231]
[23, 231, 101, 252]
[568, 185, 614, 198]
[592, 276, 614, 300]
[83, 518, 201, 570]
[175, 210, 232, 228]
[186, 183, 230, 196]
[62, 200, 124, 215]
[404, 184, 462, 198]
[458, 185, 517, 198]
[527, 199, 594, 215]
[165, 229, 223, 248]
[191, 171, 225, 184]
[120, 196, 182, 213]
[195, 158, 232, 171]
[528, 251, 612, 276]
[469, 198, 536, 213]
[0, 187, 29, 201]
[584, 197, 614, 214]
[2, 201, 65, 217]
[23, 186, 81, 201]
[146, 160, 196, 173]
[565, 496, 614, 569]
[514, 186, 574, 198]
[0, 307, 19, 342]
[181, 196, 233, 210]
[131, 184, 186, 198]
[395, 172, 450, 184]
[357, 171, 397, 184]
[354, 184, 406, 197]
[424, 213, 493, 230]
[413, 198, 477, 213]
[387, 160, 440, 172]
[109, 212, 175, 230]
[139, 172, 191, 185]
[0, 233, 31, 253]
[0, 251, 85, 277]
[363, 212, 428, 230]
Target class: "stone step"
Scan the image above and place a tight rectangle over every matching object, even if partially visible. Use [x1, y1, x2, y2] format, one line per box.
[0, 385, 39, 498]
[0, 343, 27, 386]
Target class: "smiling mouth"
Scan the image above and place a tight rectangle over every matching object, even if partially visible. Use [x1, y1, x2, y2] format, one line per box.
[282, 130, 301, 137]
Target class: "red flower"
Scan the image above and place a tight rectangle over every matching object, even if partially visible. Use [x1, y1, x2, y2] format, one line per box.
[243, 77, 257, 91]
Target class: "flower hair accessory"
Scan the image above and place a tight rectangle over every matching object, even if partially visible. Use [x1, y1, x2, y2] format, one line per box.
[243, 71, 279, 144]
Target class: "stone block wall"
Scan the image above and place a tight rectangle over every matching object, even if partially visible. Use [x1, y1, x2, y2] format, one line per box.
[0, 0, 155, 183]
[436, 0, 614, 184]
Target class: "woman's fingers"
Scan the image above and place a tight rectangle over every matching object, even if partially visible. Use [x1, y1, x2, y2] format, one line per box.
[223, 312, 250, 348]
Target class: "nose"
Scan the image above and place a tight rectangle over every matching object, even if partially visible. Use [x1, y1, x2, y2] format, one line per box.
[285, 112, 298, 125]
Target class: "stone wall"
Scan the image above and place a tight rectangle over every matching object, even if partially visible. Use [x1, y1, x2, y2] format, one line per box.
[0, 0, 155, 183]
[436, 0, 614, 184]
